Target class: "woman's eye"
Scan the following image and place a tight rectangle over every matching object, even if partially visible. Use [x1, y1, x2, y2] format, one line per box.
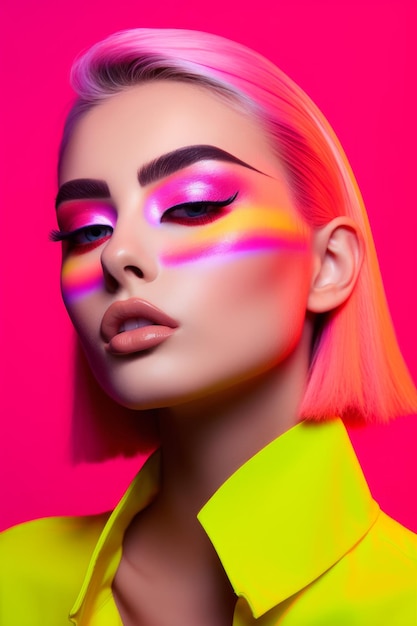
[50, 224, 113, 252]
[73, 225, 113, 244]
[160, 193, 238, 226]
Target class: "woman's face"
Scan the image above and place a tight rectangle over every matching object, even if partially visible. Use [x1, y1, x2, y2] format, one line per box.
[57, 81, 314, 409]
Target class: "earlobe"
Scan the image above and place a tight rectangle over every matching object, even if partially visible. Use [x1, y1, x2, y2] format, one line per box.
[307, 217, 364, 314]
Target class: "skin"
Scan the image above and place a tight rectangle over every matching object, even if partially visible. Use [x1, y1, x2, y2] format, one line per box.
[58, 81, 361, 625]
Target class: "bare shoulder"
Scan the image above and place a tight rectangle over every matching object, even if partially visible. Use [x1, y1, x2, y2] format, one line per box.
[0, 513, 109, 626]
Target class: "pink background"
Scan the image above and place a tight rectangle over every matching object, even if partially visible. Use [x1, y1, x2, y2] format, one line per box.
[1, 0, 416, 532]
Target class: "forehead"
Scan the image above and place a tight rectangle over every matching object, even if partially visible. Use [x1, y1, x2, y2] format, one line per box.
[59, 81, 283, 185]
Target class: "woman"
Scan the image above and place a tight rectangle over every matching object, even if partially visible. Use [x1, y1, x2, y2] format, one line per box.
[1, 28, 416, 625]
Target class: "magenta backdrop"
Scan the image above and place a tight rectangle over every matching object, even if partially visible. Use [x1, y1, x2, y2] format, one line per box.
[0, 0, 416, 532]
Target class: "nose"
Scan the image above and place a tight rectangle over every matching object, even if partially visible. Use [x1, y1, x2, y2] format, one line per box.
[100, 218, 159, 293]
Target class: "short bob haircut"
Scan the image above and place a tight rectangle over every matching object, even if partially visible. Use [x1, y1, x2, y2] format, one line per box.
[60, 28, 417, 435]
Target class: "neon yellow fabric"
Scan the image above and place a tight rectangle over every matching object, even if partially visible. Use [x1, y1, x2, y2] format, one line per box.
[1, 420, 416, 625]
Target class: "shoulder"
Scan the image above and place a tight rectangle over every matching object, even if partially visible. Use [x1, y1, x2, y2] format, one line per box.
[361, 510, 417, 572]
[0, 513, 110, 626]
[269, 512, 417, 625]
[325, 511, 417, 624]
[0, 513, 110, 577]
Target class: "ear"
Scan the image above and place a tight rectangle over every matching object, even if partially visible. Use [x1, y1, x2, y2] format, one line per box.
[307, 217, 364, 313]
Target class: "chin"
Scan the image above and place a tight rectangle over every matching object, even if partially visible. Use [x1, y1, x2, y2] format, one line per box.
[90, 367, 193, 411]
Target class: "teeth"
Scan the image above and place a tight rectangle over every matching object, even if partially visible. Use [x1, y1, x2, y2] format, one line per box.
[119, 318, 155, 333]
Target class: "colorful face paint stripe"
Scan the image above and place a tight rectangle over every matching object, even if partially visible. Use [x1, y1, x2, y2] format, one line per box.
[161, 233, 308, 265]
[61, 257, 104, 303]
[161, 205, 309, 266]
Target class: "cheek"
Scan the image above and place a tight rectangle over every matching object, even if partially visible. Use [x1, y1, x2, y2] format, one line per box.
[223, 251, 312, 335]
[61, 254, 104, 305]
[173, 248, 313, 367]
[160, 204, 313, 363]
[223, 252, 313, 370]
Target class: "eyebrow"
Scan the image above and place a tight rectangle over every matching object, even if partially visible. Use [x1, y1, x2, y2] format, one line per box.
[55, 179, 110, 209]
[138, 144, 265, 186]
[56, 145, 266, 208]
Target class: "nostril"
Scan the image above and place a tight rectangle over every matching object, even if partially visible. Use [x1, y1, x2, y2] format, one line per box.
[103, 264, 146, 293]
[104, 271, 119, 294]
[125, 265, 144, 279]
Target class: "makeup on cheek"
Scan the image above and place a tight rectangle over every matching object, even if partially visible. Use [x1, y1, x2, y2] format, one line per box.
[61, 255, 104, 303]
[161, 205, 310, 266]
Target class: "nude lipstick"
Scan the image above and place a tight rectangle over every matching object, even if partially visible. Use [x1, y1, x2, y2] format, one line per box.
[101, 298, 178, 355]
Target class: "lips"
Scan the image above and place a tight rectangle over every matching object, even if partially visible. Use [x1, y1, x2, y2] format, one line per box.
[101, 298, 179, 355]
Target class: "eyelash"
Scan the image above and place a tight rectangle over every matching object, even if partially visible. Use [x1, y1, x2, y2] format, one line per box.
[49, 225, 113, 253]
[160, 192, 238, 225]
[50, 192, 238, 249]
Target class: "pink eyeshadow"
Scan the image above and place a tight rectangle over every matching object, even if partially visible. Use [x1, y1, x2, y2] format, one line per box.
[145, 166, 247, 224]
[56, 202, 116, 232]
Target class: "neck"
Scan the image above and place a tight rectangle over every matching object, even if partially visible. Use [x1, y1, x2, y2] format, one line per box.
[156, 330, 311, 518]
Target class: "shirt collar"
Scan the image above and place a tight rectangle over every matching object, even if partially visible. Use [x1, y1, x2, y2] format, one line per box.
[197, 419, 379, 617]
[70, 419, 379, 622]
[70, 451, 161, 623]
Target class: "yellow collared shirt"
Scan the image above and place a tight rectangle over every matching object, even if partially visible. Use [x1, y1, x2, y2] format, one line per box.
[1, 419, 416, 625]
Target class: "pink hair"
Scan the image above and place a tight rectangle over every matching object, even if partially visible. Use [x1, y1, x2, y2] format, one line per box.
[60, 28, 417, 429]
